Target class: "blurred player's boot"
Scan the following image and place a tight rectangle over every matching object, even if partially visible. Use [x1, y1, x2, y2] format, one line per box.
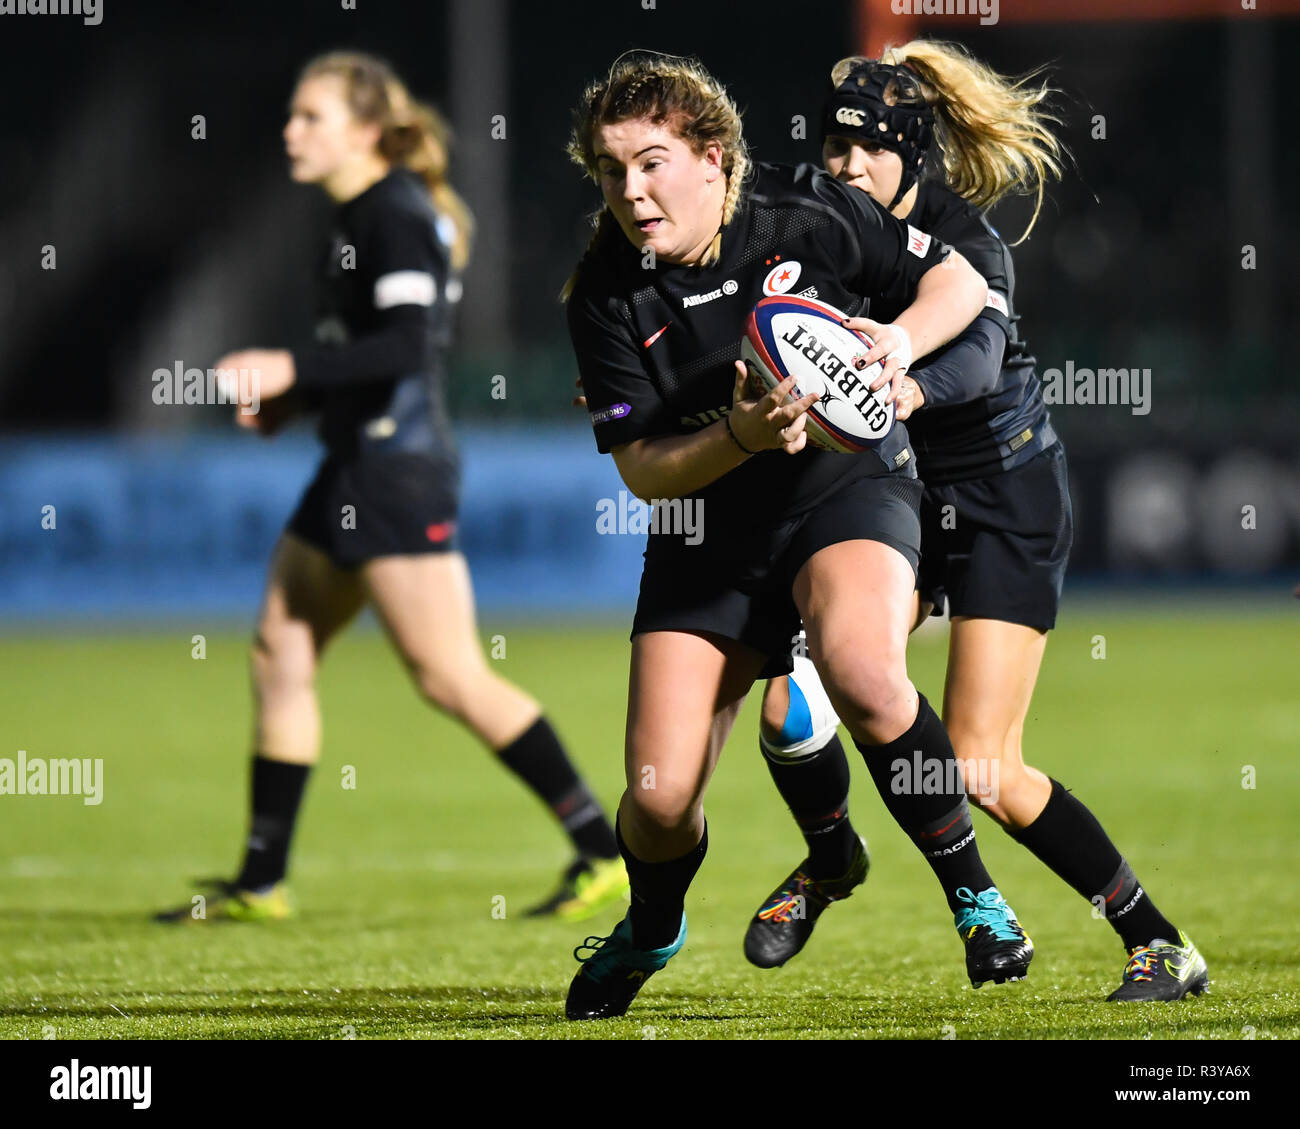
[524, 856, 630, 921]
[565, 912, 685, 1020]
[954, 886, 1033, 987]
[154, 879, 293, 924]
[743, 835, 869, 968]
[1106, 931, 1208, 1002]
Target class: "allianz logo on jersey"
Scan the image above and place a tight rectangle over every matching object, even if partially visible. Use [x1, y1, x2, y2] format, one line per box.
[682, 279, 738, 308]
[680, 405, 730, 429]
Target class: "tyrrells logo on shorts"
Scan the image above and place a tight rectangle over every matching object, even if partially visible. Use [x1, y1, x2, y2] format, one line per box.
[590, 402, 631, 426]
[50, 1061, 151, 1109]
[682, 279, 738, 308]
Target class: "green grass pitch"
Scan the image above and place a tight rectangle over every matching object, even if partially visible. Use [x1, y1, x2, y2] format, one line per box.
[1, 605, 1297, 1040]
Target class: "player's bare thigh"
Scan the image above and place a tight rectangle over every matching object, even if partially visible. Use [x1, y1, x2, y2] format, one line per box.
[620, 630, 764, 861]
[792, 539, 918, 745]
[361, 552, 541, 748]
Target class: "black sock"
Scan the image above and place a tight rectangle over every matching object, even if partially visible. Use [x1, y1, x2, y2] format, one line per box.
[618, 818, 706, 950]
[857, 693, 995, 913]
[760, 732, 859, 878]
[1009, 778, 1179, 949]
[497, 717, 618, 860]
[235, 756, 311, 891]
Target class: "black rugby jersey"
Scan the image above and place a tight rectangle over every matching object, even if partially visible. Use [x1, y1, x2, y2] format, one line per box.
[568, 162, 952, 535]
[290, 168, 459, 461]
[879, 180, 1056, 485]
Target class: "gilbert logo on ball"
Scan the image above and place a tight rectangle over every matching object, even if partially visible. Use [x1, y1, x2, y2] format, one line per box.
[742, 295, 894, 454]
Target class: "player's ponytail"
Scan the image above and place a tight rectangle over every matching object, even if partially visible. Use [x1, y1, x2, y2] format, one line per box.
[300, 52, 475, 271]
[562, 52, 751, 300]
[879, 40, 1066, 243]
[379, 95, 474, 273]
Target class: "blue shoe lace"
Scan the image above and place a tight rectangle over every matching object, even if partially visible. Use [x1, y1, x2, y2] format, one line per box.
[954, 887, 1022, 941]
[572, 915, 685, 982]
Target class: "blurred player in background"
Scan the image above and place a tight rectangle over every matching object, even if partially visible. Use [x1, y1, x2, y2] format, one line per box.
[157, 51, 627, 925]
[562, 51, 1033, 1021]
[746, 43, 1206, 1003]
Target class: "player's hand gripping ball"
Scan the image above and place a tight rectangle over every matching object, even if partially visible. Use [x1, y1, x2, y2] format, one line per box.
[742, 296, 895, 453]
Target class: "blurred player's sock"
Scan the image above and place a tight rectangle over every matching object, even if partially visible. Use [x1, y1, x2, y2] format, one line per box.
[1009, 778, 1178, 949]
[759, 733, 859, 878]
[497, 717, 618, 860]
[235, 755, 311, 892]
[618, 818, 707, 951]
[856, 694, 994, 912]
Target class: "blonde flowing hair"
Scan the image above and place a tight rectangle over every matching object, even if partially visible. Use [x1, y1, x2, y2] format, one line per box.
[563, 52, 750, 299]
[301, 52, 474, 270]
[838, 40, 1066, 243]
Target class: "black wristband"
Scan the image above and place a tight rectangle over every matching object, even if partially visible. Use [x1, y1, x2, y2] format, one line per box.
[724, 413, 757, 455]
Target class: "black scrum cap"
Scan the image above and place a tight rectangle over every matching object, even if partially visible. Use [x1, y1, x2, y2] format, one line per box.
[821, 60, 934, 209]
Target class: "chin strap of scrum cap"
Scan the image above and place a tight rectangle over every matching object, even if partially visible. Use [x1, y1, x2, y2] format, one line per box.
[821, 60, 935, 210]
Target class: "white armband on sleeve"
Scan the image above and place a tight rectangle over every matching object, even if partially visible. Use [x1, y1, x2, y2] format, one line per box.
[984, 290, 1009, 317]
[373, 270, 437, 309]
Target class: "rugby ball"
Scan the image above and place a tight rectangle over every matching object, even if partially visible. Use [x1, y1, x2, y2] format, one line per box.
[741, 295, 893, 454]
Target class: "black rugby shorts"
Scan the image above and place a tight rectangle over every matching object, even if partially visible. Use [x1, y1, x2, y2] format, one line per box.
[916, 442, 1073, 632]
[286, 451, 461, 568]
[632, 471, 923, 678]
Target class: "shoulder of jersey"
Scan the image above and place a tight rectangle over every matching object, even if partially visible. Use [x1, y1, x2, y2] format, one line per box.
[565, 250, 625, 321]
[364, 170, 438, 225]
[916, 181, 1003, 250]
[749, 161, 840, 205]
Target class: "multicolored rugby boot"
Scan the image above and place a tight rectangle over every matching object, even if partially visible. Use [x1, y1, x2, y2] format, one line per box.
[565, 912, 686, 1020]
[743, 836, 870, 968]
[154, 878, 292, 924]
[1107, 931, 1208, 1002]
[954, 886, 1033, 987]
[525, 856, 630, 922]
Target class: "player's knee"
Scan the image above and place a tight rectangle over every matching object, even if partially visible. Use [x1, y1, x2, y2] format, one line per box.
[759, 659, 841, 759]
[759, 677, 789, 742]
[820, 646, 912, 743]
[623, 776, 698, 836]
[250, 625, 316, 699]
[411, 663, 477, 720]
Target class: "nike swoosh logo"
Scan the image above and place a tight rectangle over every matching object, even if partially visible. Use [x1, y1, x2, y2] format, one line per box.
[918, 813, 963, 840]
[643, 323, 670, 349]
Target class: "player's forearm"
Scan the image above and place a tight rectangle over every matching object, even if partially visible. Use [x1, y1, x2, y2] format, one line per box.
[894, 252, 988, 362]
[292, 318, 432, 390]
[612, 421, 749, 502]
[909, 320, 1007, 409]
